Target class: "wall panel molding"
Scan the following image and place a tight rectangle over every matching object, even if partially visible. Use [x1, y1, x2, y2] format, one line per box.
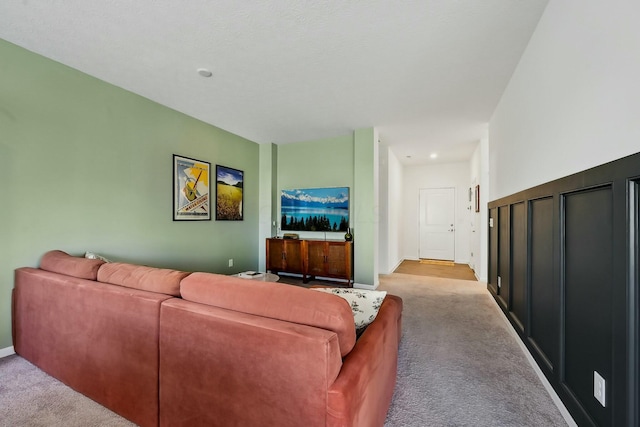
[510, 201, 526, 333]
[528, 196, 556, 374]
[497, 205, 510, 311]
[562, 185, 613, 426]
[489, 207, 498, 295]
[628, 179, 639, 426]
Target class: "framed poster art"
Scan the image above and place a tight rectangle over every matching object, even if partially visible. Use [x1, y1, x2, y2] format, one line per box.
[173, 155, 211, 221]
[216, 165, 244, 221]
[281, 187, 349, 232]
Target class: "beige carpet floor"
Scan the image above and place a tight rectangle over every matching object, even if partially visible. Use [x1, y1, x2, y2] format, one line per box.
[379, 273, 567, 426]
[0, 273, 568, 426]
[0, 355, 135, 426]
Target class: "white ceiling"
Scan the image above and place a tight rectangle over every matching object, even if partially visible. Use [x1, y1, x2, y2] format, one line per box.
[0, 0, 548, 165]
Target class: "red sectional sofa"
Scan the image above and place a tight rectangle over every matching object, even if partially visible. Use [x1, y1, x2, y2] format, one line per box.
[12, 250, 403, 427]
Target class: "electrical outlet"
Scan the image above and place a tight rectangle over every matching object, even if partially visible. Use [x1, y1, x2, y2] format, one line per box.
[228, 259, 233, 268]
[594, 371, 606, 407]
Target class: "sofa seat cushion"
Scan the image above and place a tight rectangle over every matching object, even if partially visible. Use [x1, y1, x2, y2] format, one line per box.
[180, 272, 356, 356]
[40, 250, 105, 280]
[97, 262, 190, 296]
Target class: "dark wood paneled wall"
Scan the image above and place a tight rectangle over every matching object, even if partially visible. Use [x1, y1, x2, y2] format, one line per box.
[488, 152, 640, 427]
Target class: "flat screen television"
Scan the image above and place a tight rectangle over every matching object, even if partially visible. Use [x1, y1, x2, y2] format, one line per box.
[281, 187, 349, 232]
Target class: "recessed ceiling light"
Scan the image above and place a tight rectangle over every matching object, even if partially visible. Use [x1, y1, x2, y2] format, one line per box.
[430, 153, 438, 159]
[197, 68, 212, 78]
[406, 155, 412, 158]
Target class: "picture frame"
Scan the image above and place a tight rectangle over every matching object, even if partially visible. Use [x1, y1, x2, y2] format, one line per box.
[281, 187, 349, 232]
[173, 155, 211, 221]
[475, 185, 480, 213]
[216, 165, 244, 221]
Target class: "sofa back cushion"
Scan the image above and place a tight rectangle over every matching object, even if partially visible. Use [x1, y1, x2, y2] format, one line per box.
[97, 263, 190, 297]
[40, 250, 105, 280]
[180, 272, 356, 356]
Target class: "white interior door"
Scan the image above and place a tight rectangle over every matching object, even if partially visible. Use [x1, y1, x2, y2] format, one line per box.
[419, 188, 455, 260]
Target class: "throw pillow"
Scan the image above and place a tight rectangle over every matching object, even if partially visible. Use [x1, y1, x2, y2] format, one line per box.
[85, 251, 111, 263]
[311, 287, 387, 333]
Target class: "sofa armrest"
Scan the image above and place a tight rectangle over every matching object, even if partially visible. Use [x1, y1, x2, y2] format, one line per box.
[160, 299, 344, 427]
[13, 267, 172, 427]
[327, 295, 403, 427]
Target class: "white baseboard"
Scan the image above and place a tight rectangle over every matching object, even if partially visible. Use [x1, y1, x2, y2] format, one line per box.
[388, 259, 403, 274]
[490, 300, 577, 427]
[0, 346, 15, 358]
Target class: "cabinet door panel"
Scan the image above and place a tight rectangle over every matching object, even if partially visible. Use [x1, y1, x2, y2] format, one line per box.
[267, 239, 284, 271]
[306, 242, 326, 276]
[326, 243, 347, 276]
[283, 240, 304, 273]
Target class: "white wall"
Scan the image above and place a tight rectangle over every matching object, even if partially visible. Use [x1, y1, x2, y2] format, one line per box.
[469, 144, 481, 274]
[387, 149, 403, 272]
[403, 161, 471, 263]
[378, 145, 390, 274]
[378, 145, 404, 275]
[489, 0, 640, 199]
[469, 135, 489, 282]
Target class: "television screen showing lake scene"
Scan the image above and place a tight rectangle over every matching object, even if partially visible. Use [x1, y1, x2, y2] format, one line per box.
[281, 187, 349, 232]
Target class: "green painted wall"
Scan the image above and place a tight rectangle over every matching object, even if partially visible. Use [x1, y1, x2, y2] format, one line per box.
[277, 135, 354, 191]
[258, 143, 278, 270]
[0, 40, 260, 350]
[353, 128, 379, 286]
[277, 135, 354, 239]
[276, 132, 379, 287]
